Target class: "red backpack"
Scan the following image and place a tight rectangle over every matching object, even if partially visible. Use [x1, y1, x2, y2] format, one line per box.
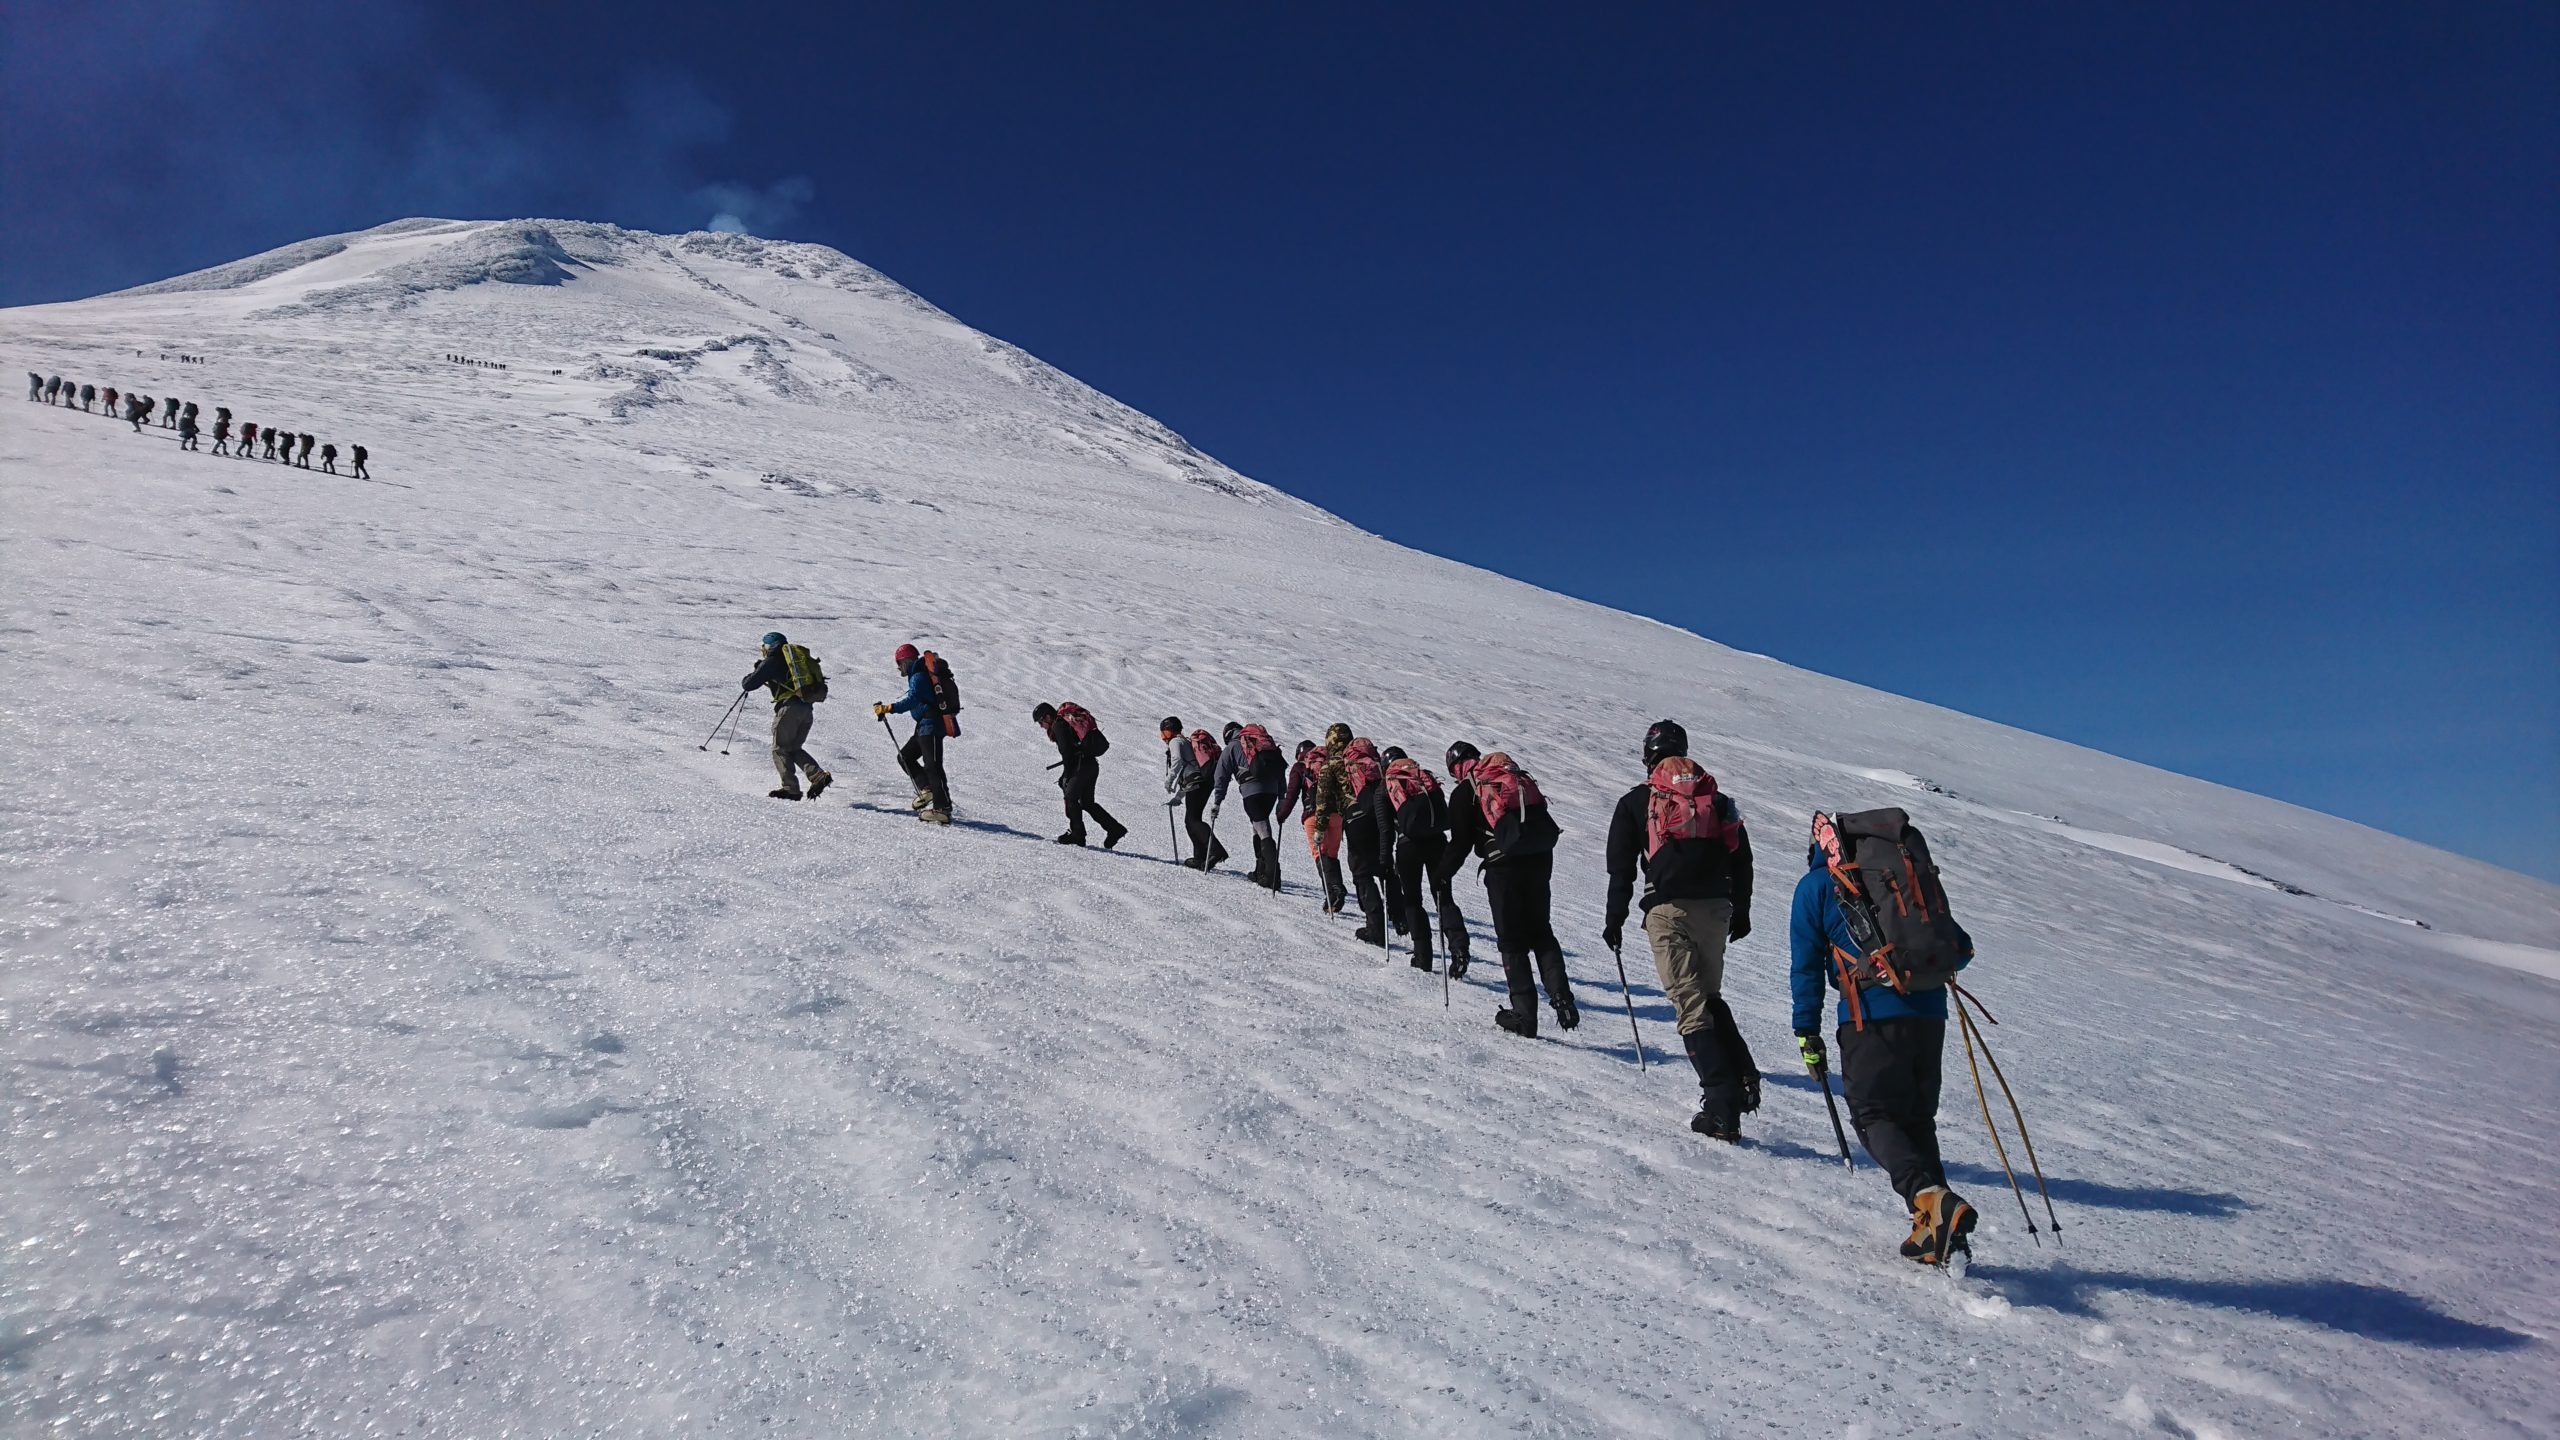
[1384, 756, 1440, 811]
[1237, 723, 1275, 765]
[1343, 738, 1383, 797]
[1187, 729, 1218, 767]
[1055, 702, 1108, 756]
[1470, 751, 1557, 860]
[1645, 758, 1744, 857]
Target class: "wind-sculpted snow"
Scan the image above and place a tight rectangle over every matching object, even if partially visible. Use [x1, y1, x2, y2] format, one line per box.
[3, 220, 2554, 1438]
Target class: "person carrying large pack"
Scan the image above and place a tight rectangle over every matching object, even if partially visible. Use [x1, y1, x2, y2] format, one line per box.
[1159, 716, 1230, 870]
[875, 643, 955, 823]
[1603, 720, 1758, 1140]
[1034, 702, 1126, 848]
[740, 631, 833, 801]
[1790, 807, 1978, 1264]
[1212, 721, 1289, 891]
[1446, 742, 1575, 1036]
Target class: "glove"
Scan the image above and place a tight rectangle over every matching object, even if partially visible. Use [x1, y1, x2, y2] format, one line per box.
[1209, 802, 1222, 824]
[872, 702, 890, 718]
[1601, 923, 1623, 952]
[1795, 1031, 1827, 1072]
[1728, 909, 1752, 943]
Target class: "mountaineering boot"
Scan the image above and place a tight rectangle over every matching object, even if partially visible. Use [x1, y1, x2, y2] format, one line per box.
[1902, 1186, 1978, 1265]
[1319, 858, 1349, 914]
[918, 808, 952, 826]
[806, 771, 832, 801]
[1494, 1006, 1538, 1039]
[1056, 831, 1087, 846]
[1449, 951, 1469, 981]
[1353, 921, 1385, 947]
[1533, 943, 1575, 1029]
[768, 788, 802, 801]
[1102, 823, 1127, 851]
[1683, 1029, 1740, 1141]
[911, 788, 933, 812]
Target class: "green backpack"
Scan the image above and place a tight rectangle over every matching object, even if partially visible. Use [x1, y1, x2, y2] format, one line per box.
[782, 643, 828, 703]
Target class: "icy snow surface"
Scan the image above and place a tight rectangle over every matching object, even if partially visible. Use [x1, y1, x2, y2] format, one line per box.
[4, 219, 2555, 1438]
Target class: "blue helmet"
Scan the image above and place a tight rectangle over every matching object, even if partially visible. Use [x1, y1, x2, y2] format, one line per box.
[761, 631, 786, 648]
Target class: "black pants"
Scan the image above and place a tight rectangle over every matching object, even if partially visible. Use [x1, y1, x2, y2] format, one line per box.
[1059, 757, 1119, 842]
[1481, 852, 1570, 1013]
[1838, 1017, 1947, 1205]
[1392, 836, 1439, 967]
[1181, 787, 1228, 868]
[899, 726, 951, 812]
[1348, 838, 1388, 938]
[1243, 792, 1281, 884]
[1429, 869, 1471, 961]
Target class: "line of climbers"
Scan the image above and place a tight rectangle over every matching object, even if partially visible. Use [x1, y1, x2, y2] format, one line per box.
[733, 635, 2005, 1266]
[26, 370, 369, 476]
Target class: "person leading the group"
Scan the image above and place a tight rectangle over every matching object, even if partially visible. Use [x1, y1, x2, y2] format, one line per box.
[740, 631, 832, 801]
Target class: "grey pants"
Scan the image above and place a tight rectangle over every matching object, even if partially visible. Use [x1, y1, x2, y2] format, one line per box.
[1644, 897, 1732, 1036]
[770, 700, 826, 790]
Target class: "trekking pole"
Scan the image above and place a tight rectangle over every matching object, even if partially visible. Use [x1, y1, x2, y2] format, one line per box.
[1952, 984, 2061, 1243]
[1201, 801, 1218, 881]
[700, 691, 745, 751]
[1951, 992, 2041, 1247]
[1606, 942, 1646, 1070]
[1809, 1058, 1855, 1171]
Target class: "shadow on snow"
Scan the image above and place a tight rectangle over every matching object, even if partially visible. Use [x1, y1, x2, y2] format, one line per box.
[1981, 1266, 2535, 1350]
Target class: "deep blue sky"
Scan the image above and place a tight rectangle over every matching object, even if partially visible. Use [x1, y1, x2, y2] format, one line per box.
[7, 3, 2555, 880]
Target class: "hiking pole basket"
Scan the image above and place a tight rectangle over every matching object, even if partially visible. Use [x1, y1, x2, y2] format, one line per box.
[700, 691, 747, 752]
[1606, 941, 1645, 1070]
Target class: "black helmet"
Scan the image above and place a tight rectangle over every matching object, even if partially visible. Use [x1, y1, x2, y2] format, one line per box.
[1031, 702, 1057, 725]
[1159, 715, 1183, 736]
[1444, 740, 1481, 774]
[1222, 720, 1241, 742]
[1382, 745, 1408, 763]
[1294, 739, 1317, 759]
[1643, 719, 1688, 767]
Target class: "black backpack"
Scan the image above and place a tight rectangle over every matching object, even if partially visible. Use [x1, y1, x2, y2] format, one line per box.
[1817, 808, 1968, 1007]
[919, 650, 961, 737]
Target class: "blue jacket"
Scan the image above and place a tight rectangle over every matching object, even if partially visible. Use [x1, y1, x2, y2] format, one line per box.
[1788, 859, 1972, 1034]
[886, 665, 938, 737]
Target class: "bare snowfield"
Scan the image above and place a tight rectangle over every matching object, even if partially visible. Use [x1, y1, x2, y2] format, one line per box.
[3, 220, 2554, 1438]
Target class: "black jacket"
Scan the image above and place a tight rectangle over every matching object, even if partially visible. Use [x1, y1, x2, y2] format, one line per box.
[1041, 717, 1094, 782]
[1603, 782, 1753, 931]
[1445, 777, 1560, 873]
[741, 649, 795, 704]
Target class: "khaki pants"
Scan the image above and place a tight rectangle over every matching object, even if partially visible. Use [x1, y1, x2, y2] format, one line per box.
[770, 700, 825, 790]
[1644, 897, 1732, 1036]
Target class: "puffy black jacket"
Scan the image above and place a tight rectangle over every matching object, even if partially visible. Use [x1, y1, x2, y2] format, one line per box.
[1603, 782, 1753, 931]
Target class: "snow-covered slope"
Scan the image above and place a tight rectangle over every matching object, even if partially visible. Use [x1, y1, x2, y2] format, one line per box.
[4, 219, 2553, 1438]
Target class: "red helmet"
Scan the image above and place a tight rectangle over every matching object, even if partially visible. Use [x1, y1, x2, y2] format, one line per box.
[894, 643, 919, 665]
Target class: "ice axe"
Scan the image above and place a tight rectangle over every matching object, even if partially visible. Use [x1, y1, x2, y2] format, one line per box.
[1808, 1050, 1855, 1171]
[1606, 941, 1646, 1070]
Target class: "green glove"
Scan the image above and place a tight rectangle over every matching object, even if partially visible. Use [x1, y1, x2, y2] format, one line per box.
[1796, 1031, 1827, 1072]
